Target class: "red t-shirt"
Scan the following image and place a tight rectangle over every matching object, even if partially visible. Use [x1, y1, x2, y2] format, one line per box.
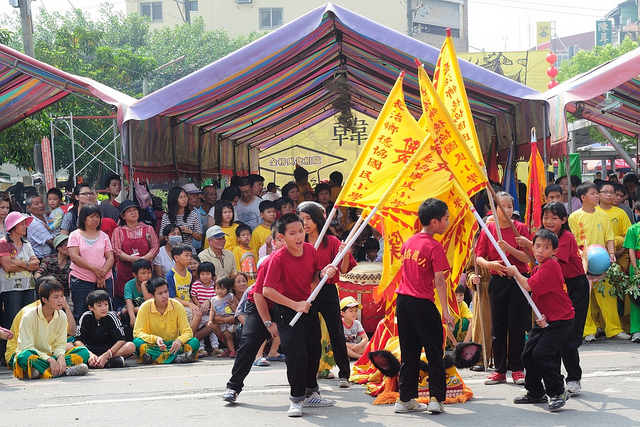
[475, 221, 531, 274]
[249, 253, 275, 309]
[100, 218, 118, 240]
[528, 258, 575, 322]
[555, 230, 585, 279]
[316, 235, 357, 284]
[396, 232, 450, 301]
[264, 242, 322, 303]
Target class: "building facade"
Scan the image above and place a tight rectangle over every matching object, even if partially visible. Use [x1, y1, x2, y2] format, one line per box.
[125, 0, 468, 51]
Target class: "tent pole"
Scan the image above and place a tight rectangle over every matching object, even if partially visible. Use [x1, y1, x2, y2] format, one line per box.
[197, 128, 202, 185]
[171, 119, 178, 185]
[542, 101, 548, 186]
[127, 121, 134, 200]
[596, 125, 637, 175]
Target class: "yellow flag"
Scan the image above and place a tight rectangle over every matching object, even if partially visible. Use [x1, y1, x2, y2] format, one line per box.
[336, 72, 428, 209]
[432, 36, 485, 168]
[417, 64, 486, 197]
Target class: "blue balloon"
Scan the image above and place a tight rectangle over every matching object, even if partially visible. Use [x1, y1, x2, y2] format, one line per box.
[587, 245, 611, 275]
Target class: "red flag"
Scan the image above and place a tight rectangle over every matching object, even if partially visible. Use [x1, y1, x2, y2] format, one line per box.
[525, 142, 545, 234]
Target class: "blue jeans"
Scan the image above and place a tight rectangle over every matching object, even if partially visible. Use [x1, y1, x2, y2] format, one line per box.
[1, 290, 36, 330]
[70, 275, 113, 320]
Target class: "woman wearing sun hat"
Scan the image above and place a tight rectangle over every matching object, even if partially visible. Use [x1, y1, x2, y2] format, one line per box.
[0, 212, 39, 341]
[112, 200, 159, 311]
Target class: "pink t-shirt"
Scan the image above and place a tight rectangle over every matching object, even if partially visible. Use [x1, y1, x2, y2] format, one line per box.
[68, 230, 113, 282]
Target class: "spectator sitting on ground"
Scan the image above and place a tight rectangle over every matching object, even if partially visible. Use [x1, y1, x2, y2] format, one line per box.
[74, 290, 135, 369]
[133, 276, 199, 364]
[120, 259, 153, 339]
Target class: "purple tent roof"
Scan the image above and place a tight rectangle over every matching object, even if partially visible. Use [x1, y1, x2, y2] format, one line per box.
[125, 3, 541, 151]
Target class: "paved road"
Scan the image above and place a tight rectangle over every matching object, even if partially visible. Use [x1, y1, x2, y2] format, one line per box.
[3, 338, 640, 426]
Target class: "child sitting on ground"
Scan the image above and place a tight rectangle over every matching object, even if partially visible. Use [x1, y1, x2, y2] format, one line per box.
[207, 276, 238, 357]
[233, 224, 258, 285]
[166, 244, 198, 314]
[507, 229, 575, 412]
[446, 284, 474, 349]
[74, 290, 136, 369]
[340, 296, 369, 359]
[120, 259, 152, 340]
[364, 238, 382, 262]
[190, 262, 219, 356]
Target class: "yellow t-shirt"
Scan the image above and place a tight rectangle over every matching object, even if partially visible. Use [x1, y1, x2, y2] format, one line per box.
[222, 223, 239, 252]
[568, 208, 615, 249]
[233, 245, 258, 285]
[250, 223, 272, 254]
[458, 301, 473, 320]
[596, 205, 632, 238]
[167, 268, 192, 302]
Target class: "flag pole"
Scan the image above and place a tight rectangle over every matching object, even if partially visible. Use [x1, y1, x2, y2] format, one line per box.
[471, 207, 542, 319]
[290, 133, 432, 326]
[314, 206, 338, 249]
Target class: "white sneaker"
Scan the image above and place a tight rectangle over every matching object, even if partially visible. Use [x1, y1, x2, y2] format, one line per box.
[287, 401, 304, 417]
[612, 332, 631, 340]
[632, 332, 640, 343]
[566, 380, 581, 393]
[394, 398, 429, 413]
[427, 397, 445, 414]
[304, 391, 335, 407]
[338, 377, 351, 388]
[64, 363, 89, 376]
[584, 334, 596, 342]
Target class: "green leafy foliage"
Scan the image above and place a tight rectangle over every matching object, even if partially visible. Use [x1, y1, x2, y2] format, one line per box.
[0, 4, 262, 182]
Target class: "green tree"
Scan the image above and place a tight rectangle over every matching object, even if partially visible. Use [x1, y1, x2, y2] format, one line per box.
[0, 4, 262, 183]
[557, 38, 639, 151]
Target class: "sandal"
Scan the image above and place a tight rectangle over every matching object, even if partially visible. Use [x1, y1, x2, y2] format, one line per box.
[253, 357, 270, 366]
[267, 354, 285, 362]
[217, 349, 231, 358]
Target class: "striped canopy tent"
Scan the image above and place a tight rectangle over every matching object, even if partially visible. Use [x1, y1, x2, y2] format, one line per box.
[123, 2, 545, 181]
[0, 44, 135, 131]
[537, 46, 640, 164]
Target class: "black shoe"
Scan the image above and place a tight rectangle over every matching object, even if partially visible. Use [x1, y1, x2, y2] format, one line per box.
[141, 353, 153, 365]
[548, 391, 569, 411]
[105, 356, 125, 368]
[470, 365, 485, 372]
[514, 393, 548, 404]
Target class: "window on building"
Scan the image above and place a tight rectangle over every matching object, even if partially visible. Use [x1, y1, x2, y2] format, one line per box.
[259, 8, 283, 30]
[141, 2, 163, 21]
[189, 1, 198, 12]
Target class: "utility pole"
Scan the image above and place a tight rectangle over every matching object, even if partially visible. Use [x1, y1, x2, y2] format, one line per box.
[18, 0, 35, 57]
[407, 0, 413, 36]
[183, 0, 190, 24]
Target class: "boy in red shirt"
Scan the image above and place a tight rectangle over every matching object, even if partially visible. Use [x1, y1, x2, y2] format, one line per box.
[394, 198, 454, 415]
[507, 228, 575, 411]
[262, 214, 337, 417]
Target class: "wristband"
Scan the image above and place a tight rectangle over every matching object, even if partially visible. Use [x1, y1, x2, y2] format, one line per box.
[108, 349, 113, 358]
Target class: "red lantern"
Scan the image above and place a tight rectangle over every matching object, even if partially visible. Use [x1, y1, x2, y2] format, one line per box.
[547, 66, 558, 78]
[548, 80, 559, 89]
[546, 52, 557, 64]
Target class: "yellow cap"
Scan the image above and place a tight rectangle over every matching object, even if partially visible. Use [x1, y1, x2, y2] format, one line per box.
[340, 296, 362, 310]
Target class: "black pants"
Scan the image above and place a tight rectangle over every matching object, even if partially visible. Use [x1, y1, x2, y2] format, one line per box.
[488, 274, 530, 374]
[558, 275, 590, 383]
[522, 319, 574, 398]
[274, 303, 321, 402]
[226, 302, 272, 393]
[312, 283, 350, 379]
[396, 294, 446, 402]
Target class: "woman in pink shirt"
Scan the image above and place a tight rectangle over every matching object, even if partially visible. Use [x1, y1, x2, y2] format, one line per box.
[67, 204, 114, 319]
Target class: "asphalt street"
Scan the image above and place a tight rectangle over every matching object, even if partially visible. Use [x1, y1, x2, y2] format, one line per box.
[2, 338, 640, 426]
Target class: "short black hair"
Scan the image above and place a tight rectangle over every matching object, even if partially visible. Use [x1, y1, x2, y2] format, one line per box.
[132, 259, 152, 273]
[623, 172, 640, 185]
[417, 198, 448, 227]
[78, 204, 101, 231]
[86, 289, 110, 307]
[235, 223, 252, 238]
[544, 184, 563, 197]
[532, 228, 559, 249]
[248, 174, 265, 186]
[293, 167, 309, 181]
[314, 183, 331, 196]
[597, 180, 615, 192]
[277, 213, 303, 234]
[146, 276, 168, 295]
[197, 261, 216, 277]
[570, 175, 582, 188]
[259, 200, 276, 213]
[237, 177, 250, 188]
[329, 171, 343, 185]
[104, 173, 121, 189]
[39, 276, 64, 304]
[162, 223, 181, 237]
[364, 237, 380, 251]
[171, 244, 192, 260]
[276, 196, 294, 211]
[455, 284, 466, 294]
[576, 181, 597, 200]
[281, 182, 299, 199]
[215, 276, 234, 294]
[613, 182, 627, 195]
[47, 187, 63, 200]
